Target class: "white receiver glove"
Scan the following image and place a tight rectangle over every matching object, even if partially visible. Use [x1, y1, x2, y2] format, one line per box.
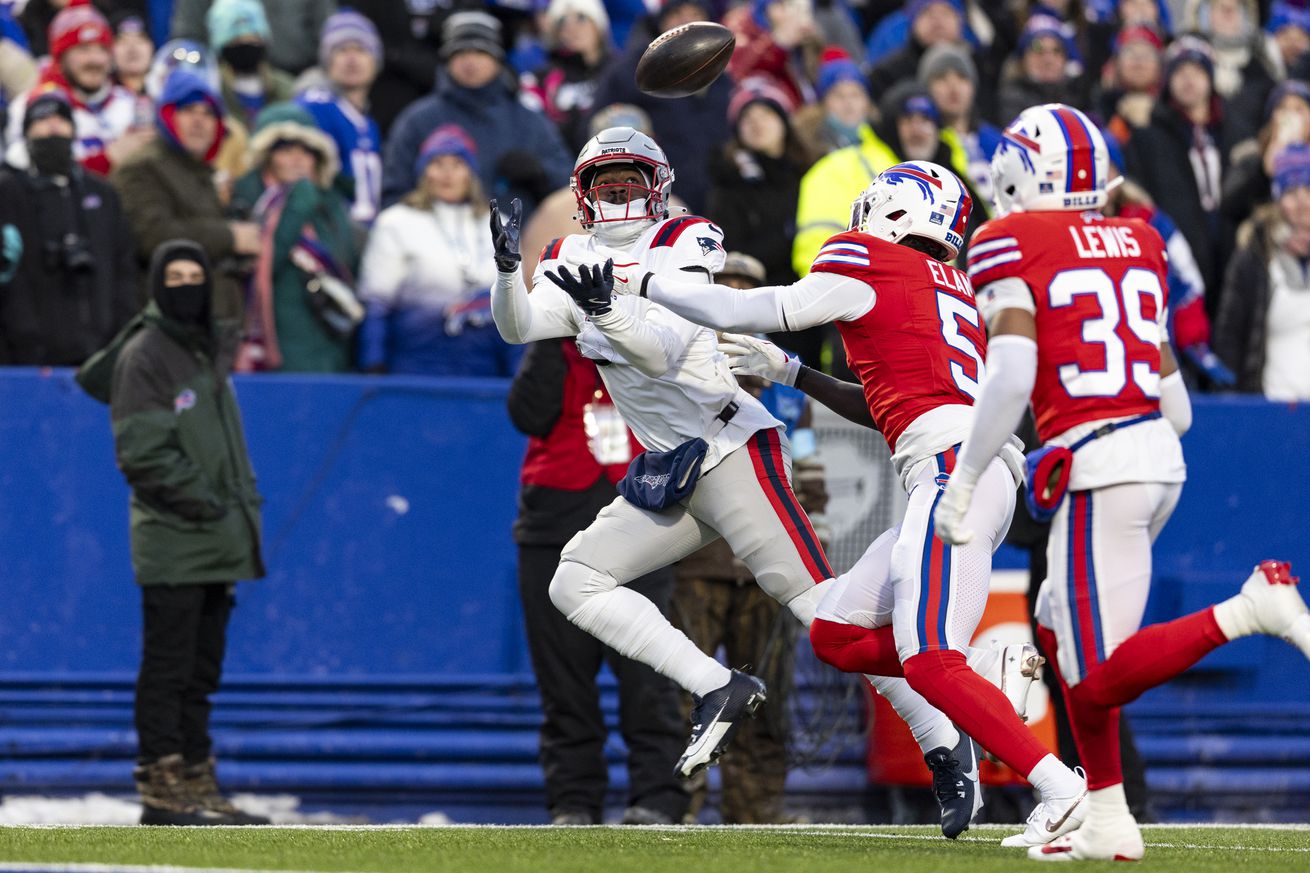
[717, 332, 801, 386]
[934, 476, 977, 546]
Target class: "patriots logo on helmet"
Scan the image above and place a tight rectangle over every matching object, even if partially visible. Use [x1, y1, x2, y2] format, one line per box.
[697, 236, 723, 256]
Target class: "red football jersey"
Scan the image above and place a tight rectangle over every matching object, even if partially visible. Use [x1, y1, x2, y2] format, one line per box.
[967, 211, 1169, 442]
[810, 232, 986, 447]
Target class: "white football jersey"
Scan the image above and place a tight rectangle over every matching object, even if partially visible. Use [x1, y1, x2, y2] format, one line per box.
[526, 214, 782, 471]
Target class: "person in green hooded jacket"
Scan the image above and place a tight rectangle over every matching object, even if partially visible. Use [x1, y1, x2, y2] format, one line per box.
[82, 239, 266, 826]
[230, 101, 360, 372]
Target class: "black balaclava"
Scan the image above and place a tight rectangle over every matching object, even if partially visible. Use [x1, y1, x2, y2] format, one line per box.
[149, 239, 213, 326]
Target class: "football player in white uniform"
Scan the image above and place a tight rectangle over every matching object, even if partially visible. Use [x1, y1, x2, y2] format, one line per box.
[489, 128, 967, 792]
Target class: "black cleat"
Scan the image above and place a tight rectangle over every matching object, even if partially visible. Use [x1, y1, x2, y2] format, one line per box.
[924, 729, 982, 839]
[675, 670, 766, 779]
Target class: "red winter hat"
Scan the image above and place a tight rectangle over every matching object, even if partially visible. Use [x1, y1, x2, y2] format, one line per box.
[49, 0, 112, 62]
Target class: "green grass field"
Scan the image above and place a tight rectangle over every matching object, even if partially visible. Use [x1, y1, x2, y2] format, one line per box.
[2, 824, 1309, 873]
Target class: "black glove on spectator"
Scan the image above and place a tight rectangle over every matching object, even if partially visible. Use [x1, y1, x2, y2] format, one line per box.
[489, 198, 522, 273]
[546, 260, 614, 317]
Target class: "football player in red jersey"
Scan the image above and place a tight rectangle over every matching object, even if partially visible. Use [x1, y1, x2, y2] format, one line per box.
[936, 104, 1310, 862]
[590, 161, 1091, 840]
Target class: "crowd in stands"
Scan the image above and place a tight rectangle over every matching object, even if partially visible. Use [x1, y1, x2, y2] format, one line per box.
[0, 0, 1307, 399]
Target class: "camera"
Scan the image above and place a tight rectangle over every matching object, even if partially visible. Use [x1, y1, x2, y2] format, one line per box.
[43, 233, 96, 275]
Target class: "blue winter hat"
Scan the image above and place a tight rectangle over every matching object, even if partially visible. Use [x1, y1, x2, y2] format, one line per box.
[1164, 34, 1215, 84]
[1267, 1, 1310, 34]
[906, 0, 964, 21]
[1265, 79, 1310, 123]
[1018, 14, 1075, 55]
[1273, 143, 1310, 197]
[416, 123, 479, 178]
[206, 0, 270, 50]
[901, 92, 940, 123]
[816, 49, 866, 101]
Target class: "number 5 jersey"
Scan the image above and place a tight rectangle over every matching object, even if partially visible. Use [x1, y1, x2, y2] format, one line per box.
[967, 210, 1186, 491]
[807, 231, 1023, 488]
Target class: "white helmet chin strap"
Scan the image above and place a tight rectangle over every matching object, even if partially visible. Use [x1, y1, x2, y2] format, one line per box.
[591, 197, 654, 246]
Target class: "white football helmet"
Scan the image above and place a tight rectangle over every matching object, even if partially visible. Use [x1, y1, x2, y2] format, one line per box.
[848, 161, 972, 261]
[991, 103, 1109, 215]
[571, 126, 673, 232]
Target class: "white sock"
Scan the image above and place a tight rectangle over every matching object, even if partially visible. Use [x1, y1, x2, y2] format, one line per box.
[786, 578, 834, 627]
[1026, 753, 1083, 801]
[866, 674, 959, 753]
[567, 585, 731, 696]
[1212, 595, 1254, 640]
[1086, 783, 1132, 822]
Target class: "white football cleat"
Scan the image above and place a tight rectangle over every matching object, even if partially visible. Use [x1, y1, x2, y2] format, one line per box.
[1028, 814, 1144, 862]
[1001, 771, 1088, 848]
[1235, 560, 1310, 658]
[969, 642, 1045, 722]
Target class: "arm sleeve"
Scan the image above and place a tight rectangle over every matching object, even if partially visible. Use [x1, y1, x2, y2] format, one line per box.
[646, 270, 874, 333]
[591, 295, 701, 378]
[358, 211, 407, 305]
[953, 334, 1037, 486]
[1158, 370, 1192, 435]
[976, 277, 1036, 328]
[491, 267, 580, 344]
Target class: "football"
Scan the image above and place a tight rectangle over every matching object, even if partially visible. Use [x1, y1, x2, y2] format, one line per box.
[635, 21, 736, 98]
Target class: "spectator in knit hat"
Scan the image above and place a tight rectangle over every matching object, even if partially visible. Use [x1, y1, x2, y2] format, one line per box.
[708, 79, 810, 290]
[382, 10, 571, 214]
[295, 11, 384, 226]
[1214, 143, 1310, 398]
[360, 123, 519, 377]
[206, 0, 294, 128]
[918, 42, 1000, 211]
[113, 68, 259, 330]
[1222, 80, 1310, 240]
[172, 0, 334, 75]
[521, 0, 615, 153]
[6, 1, 146, 176]
[723, 0, 823, 110]
[1096, 25, 1165, 139]
[868, 0, 971, 100]
[0, 88, 138, 366]
[111, 12, 154, 96]
[1126, 34, 1243, 304]
[1265, 1, 1310, 80]
[230, 102, 358, 373]
[591, 0, 732, 214]
[793, 47, 874, 157]
[997, 14, 1086, 124]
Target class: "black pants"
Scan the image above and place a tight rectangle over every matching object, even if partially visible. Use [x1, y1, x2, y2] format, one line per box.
[518, 545, 689, 822]
[135, 583, 234, 765]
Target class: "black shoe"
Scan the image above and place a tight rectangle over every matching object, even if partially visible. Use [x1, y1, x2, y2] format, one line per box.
[675, 670, 766, 779]
[924, 729, 982, 839]
[139, 803, 236, 826]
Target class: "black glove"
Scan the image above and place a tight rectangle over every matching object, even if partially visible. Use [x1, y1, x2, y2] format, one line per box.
[546, 260, 614, 317]
[489, 198, 522, 273]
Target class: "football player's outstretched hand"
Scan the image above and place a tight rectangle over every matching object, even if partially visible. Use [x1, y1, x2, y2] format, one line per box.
[934, 480, 975, 545]
[489, 198, 522, 273]
[717, 332, 800, 386]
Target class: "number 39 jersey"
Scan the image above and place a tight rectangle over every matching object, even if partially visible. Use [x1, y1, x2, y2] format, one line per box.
[969, 210, 1185, 489]
[810, 232, 991, 480]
